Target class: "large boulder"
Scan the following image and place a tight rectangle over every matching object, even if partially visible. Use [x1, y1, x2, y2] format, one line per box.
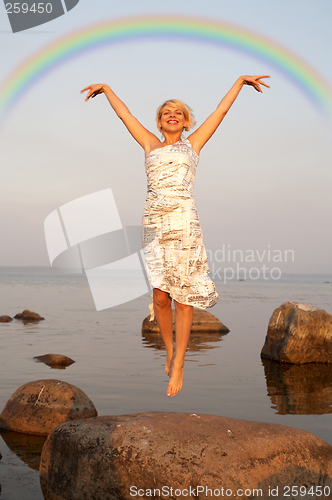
[40, 412, 332, 500]
[261, 302, 332, 364]
[0, 380, 97, 436]
[142, 308, 229, 334]
[33, 354, 75, 368]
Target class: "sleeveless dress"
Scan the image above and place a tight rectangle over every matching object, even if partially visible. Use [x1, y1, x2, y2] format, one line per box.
[142, 139, 219, 316]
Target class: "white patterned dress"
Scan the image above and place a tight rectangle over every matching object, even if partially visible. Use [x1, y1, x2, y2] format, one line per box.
[142, 139, 219, 314]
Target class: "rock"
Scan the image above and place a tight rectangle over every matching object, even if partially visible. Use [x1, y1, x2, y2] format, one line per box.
[33, 354, 75, 368]
[0, 380, 97, 436]
[0, 315, 13, 322]
[261, 301, 332, 364]
[40, 413, 332, 500]
[142, 308, 229, 334]
[262, 359, 332, 415]
[14, 310, 44, 322]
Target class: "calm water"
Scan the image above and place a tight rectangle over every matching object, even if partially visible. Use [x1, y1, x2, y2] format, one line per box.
[0, 271, 332, 499]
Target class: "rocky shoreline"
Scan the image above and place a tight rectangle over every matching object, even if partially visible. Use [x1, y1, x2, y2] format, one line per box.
[1, 302, 332, 498]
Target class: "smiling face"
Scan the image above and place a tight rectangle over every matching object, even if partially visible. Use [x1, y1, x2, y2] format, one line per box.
[158, 106, 188, 134]
[155, 99, 196, 134]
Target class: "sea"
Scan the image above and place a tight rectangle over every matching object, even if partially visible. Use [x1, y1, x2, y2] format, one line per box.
[0, 269, 331, 499]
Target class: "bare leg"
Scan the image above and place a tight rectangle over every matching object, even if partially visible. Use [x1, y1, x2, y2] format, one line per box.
[153, 288, 173, 376]
[167, 301, 193, 397]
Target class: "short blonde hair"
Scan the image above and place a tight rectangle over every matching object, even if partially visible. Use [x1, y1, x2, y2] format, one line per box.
[156, 99, 196, 132]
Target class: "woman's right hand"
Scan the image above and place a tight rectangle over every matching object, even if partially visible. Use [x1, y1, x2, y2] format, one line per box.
[80, 84, 108, 101]
[80, 83, 156, 152]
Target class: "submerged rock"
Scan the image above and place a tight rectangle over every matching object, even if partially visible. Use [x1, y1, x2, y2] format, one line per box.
[14, 310, 44, 322]
[40, 412, 332, 500]
[0, 315, 13, 322]
[0, 380, 97, 436]
[33, 354, 75, 368]
[142, 308, 229, 334]
[261, 302, 332, 364]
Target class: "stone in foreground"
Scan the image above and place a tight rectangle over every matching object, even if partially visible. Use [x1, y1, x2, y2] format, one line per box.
[14, 309, 44, 321]
[142, 308, 229, 334]
[0, 380, 97, 436]
[261, 301, 332, 364]
[40, 412, 332, 500]
[33, 354, 75, 368]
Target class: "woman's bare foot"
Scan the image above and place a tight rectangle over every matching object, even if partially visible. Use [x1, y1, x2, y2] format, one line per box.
[166, 361, 184, 397]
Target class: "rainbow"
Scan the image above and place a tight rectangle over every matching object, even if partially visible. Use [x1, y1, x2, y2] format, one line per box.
[1, 15, 332, 119]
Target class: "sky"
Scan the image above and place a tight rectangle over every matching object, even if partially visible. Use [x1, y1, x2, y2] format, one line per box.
[0, 0, 331, 275]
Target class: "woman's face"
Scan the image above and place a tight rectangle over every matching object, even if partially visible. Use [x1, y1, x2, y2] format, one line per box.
[159, 106, 188, 133]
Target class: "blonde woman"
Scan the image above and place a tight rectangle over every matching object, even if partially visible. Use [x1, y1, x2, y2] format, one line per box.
[81, 75, 270, 397]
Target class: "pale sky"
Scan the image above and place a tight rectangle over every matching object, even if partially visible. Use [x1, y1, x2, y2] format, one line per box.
[0, 0, 331, 274]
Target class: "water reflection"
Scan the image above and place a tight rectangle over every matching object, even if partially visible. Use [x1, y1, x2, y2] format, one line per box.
[142, 310, 229, 354]
[142, 330, 226, 352]
[20, 320, 42, 326]
[262, 359, 332, 415]
[0, 429, 46, 471]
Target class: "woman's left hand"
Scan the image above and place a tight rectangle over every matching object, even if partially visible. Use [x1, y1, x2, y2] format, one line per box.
[240, 75, 270, 93]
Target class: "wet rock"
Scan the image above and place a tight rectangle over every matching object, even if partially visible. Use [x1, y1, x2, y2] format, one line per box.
[40, 412, 332, 500]
[14, 310, 44, 322]
[261, 302, 332, 364]
[142, 308, 229, 334]
[0, 380, 97, 436]
[0, 315, 13, 322]
[33, 354, 75, 368]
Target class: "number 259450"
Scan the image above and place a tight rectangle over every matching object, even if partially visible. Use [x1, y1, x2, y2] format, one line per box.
[6, 3, 53, 14]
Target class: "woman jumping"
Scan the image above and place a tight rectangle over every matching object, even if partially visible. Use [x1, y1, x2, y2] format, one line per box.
[81, 75, 270, 397]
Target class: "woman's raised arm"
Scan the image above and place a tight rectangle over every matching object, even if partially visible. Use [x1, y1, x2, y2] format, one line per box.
[81, 84, 157, 152]
[188, 75, 270, 154]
